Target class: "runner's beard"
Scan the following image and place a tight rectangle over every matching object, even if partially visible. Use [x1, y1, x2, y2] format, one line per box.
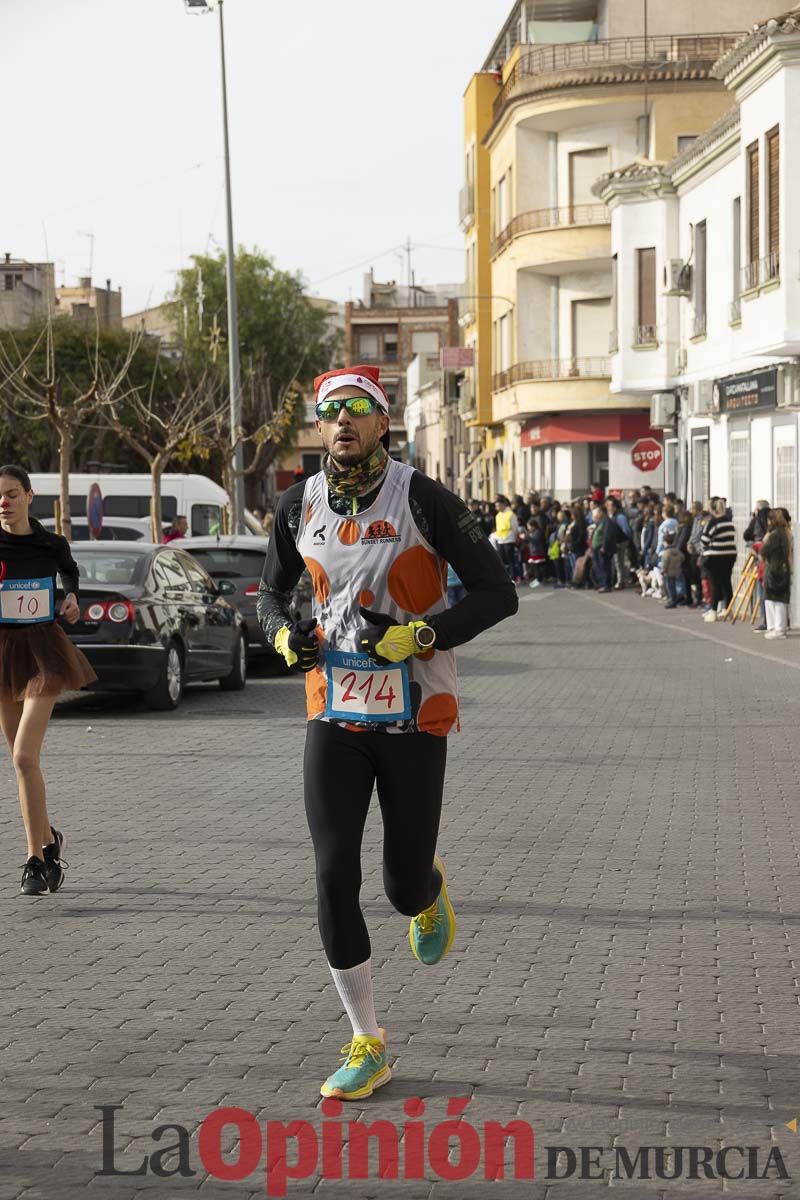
[329, 428, 381, 467]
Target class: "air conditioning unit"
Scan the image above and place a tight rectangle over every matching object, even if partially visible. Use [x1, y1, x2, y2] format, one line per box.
[674, 347, 687, 374]
[650, 392, 677, 428]
[663, 259, 693, 297]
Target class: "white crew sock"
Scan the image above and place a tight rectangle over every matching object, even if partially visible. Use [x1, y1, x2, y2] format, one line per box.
[328, 958, 381, 1039]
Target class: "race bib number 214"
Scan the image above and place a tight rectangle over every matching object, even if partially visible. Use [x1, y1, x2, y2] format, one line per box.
[325, 650, 411, 724]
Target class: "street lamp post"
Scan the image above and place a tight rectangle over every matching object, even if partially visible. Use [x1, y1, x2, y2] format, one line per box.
[184, 0, 246, 532]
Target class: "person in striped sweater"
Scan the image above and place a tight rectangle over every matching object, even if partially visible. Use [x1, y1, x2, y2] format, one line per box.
[700, 497, 738, 622]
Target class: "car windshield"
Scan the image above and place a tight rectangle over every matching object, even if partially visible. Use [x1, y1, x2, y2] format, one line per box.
[72, 550, 144, 586]
[188, 548, 266, 579]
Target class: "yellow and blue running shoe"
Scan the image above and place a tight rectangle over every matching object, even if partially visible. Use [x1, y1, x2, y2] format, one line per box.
[320, 1029, 391, 1100]
[409, 854, 456, 965]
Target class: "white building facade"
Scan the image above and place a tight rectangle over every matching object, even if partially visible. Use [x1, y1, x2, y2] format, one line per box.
[597, 10, 800, 611]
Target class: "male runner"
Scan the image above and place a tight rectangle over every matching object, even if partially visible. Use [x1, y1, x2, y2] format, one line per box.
[258, 364, 517, 1100]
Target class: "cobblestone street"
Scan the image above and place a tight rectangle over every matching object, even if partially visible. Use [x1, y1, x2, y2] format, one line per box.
[2, 587, 800, 1198]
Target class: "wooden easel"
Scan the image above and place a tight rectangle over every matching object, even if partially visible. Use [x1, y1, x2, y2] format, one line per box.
[723, 552, 760, 624]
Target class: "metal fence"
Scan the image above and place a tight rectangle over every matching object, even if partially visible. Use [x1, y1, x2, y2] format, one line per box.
[492, 203, 608, 256]
[492, 356, 611, 391]
[494, 34, 743, 119]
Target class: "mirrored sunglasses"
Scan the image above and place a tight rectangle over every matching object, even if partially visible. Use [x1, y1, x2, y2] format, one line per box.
[315, 395, 377, 421]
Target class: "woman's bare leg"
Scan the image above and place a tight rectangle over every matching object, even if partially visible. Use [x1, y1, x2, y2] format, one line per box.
[10, 694, 56, 860]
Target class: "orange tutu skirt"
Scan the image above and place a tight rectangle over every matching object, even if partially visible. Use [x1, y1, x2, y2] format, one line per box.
[0, 622, 97, 700]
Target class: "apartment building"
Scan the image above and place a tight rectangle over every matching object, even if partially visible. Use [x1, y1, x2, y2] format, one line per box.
[56, 276, 122, 329]
[459, 0, 779, 500]
[597, 9, 800, 613]
[0, 254, 55, 329]
[345, 271, 458, 459]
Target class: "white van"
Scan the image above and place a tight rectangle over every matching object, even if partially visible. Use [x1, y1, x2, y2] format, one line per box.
[27, 473, 263, 537]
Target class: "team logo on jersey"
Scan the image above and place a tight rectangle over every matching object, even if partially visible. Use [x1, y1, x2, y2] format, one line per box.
[361, 520, 401, 545]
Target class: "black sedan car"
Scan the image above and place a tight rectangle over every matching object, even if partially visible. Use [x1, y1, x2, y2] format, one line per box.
[184, 536, 270, 655]
[186, 535, 311, 661]
[59, 542, 247, 710]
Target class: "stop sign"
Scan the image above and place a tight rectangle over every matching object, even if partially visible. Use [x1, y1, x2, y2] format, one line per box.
[631, 437, 663, 472]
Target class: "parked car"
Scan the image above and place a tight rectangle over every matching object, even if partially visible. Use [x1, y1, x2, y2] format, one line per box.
[59, 542, 247, 710]
[184, 536, 311, 660]
[42, 517, 151, 541]
[183, 536, 269, 655]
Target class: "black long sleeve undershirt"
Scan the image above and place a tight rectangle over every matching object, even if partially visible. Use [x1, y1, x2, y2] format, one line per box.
[0, 520, 81, 618]
[257, 472, 518, 649]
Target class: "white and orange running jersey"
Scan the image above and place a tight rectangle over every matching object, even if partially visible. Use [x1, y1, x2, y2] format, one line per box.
[295, 459, 459, 736]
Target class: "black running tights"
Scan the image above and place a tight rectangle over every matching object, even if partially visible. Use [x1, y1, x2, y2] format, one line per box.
[303, 720, 447, 969]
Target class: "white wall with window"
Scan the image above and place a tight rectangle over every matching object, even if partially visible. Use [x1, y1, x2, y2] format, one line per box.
[601, 17, 800, 624]
[557, 268, 612, 364]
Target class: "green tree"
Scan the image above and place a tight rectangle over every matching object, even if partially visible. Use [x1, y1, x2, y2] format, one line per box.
[167, 247, 339, 506]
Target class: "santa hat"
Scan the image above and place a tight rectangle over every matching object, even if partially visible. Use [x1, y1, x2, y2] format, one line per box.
[314, 364, 390, 413]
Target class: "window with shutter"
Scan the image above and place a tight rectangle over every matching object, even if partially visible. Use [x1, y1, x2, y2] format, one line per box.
[747, 141, 759, 266]
[636, 247, 656, 343]
[767, 126, 779, 266]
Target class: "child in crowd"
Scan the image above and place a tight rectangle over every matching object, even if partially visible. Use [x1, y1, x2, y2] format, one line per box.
[661, 531, 686, 608]
[526, 517, 547, 588]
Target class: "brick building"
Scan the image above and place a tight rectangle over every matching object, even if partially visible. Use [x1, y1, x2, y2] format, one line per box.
[345, 271, 459, 458]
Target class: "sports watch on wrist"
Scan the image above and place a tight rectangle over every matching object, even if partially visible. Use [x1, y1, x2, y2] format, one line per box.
[413, 623, 436, 651]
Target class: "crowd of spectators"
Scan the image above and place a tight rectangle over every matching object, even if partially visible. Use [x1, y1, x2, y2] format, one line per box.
[479, 486, 793, 641]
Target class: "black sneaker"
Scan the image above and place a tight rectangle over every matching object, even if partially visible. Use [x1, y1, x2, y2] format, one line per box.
[21, 856, 50, 896]
[43, 827, 67, 893]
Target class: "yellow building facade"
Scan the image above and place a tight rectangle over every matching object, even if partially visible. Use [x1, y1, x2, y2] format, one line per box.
[460, 0, 780, 500]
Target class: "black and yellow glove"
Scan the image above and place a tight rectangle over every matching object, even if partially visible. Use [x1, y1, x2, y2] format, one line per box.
[357, 607, 430, 666]
[275, 618, 319, 672]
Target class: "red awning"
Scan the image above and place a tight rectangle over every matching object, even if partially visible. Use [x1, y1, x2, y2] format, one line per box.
[521, 413, 662, 449]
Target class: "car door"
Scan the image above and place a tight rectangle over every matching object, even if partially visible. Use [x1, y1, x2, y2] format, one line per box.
[177, 551, 236, 671]
[154, 549, 211, 677]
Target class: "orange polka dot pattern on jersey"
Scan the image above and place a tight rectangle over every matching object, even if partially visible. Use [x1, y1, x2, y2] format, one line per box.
[295, 459, 458, 735]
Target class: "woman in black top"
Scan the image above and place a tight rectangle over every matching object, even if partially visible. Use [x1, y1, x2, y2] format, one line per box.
[0, 466, 96, 896]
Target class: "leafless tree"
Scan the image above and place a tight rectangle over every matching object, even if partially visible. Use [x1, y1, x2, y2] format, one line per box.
[0, 320, 141, 538]
[101, 353, 222, 542]
[194, 367, 303, 532]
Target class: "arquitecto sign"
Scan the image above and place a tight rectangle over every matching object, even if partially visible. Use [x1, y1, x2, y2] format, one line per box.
[713, 367, 778, 414]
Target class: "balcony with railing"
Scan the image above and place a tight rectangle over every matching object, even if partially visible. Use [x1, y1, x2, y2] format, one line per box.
[492, 356, 610, 392]
[691, 313, 707, 340]
[492, 203, 609, 257]
[459, 182, 475, 230]
[729, 297, 741, 325]
[633, 324, 658, 348]
[492, 33, 743, 122]
[740, 251, 780, 295]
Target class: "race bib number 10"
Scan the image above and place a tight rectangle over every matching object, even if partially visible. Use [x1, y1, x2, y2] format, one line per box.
[0, 577, 54, 624]
[325, 649, 411, 724]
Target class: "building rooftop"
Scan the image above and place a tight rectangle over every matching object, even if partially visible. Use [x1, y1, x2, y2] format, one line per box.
[593, 104, 743, 202]
[482, 0, 598, 70]
[714, 4, 800, 77]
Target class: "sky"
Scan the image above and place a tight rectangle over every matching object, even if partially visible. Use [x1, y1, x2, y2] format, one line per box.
[4, 0, 505, 315]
